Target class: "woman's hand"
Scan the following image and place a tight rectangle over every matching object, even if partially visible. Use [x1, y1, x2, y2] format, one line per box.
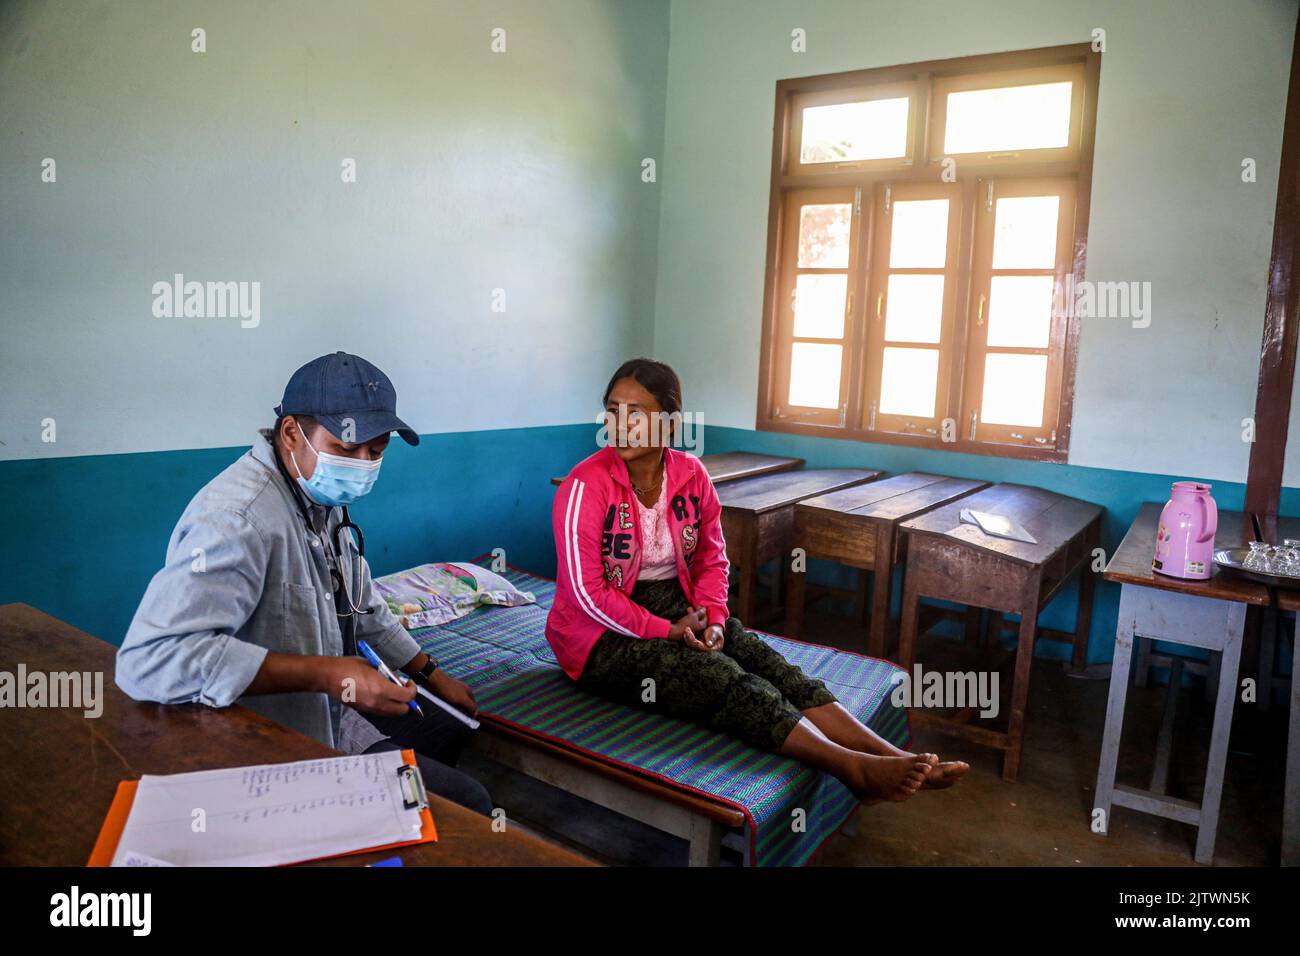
[667, 606, 707, 642]
[700, 624, 725, 652]
[678, 621, 724, 653]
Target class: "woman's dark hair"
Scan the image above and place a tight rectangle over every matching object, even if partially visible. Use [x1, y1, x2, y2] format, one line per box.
[603, 358, 682, 415]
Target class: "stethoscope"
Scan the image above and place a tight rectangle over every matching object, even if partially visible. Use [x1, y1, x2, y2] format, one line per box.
[271, 437, 374, 624]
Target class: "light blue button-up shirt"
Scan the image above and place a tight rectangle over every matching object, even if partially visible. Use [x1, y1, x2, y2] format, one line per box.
[116, 432, 422, 750]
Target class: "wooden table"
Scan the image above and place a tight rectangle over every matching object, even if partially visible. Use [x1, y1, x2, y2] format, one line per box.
[717, 468, 883, 625]
[0, 603, 590, 867]
[550, 451, 804, 486]
[1093, 504, 1269, 865]
[897, 483, 1102, 782]
[1253, 513, 1300, 866]
[786, 473, 990, 657]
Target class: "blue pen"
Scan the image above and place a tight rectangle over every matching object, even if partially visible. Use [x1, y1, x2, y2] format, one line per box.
[356, 639, 423, 716]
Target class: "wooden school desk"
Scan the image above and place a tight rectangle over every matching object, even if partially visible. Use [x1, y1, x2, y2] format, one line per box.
[897, 483, 1102, 782]
[717, 468, 883, 625]
[785, 473, 990, 657]
[1094, 504, 1269, 865]
[549, 451, 804, 487]
[0, 603, 590, 867]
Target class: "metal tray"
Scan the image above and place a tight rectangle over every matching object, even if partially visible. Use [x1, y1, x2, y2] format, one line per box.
[1213, 547, 1300, 587]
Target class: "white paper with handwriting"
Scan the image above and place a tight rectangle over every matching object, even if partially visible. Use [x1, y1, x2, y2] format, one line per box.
[110, 751, 423, 867]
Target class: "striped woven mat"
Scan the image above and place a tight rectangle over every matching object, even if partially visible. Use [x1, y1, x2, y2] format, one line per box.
[409, 565, 910, 866]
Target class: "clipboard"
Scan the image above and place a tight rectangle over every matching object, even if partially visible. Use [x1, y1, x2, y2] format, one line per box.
[87, 749, 437, 867]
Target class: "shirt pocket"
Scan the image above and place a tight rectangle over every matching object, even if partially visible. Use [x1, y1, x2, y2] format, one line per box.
[281, 581, 327, 655]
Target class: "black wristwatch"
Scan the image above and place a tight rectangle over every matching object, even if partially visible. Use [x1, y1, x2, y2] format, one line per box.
[415, 655, 439, 687]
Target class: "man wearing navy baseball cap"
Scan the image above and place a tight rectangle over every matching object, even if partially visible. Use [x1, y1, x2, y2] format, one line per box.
[117, 352, 491, 815]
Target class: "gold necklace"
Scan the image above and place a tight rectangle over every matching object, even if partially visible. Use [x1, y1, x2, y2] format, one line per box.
[631, 461, 664, 499]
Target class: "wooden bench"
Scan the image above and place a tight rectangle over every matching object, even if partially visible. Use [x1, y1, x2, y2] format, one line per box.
[786, 473, 990, 657]
[897, 483, 1102, 782]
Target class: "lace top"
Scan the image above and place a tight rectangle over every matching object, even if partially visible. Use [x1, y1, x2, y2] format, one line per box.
[635, 487, 677, 580]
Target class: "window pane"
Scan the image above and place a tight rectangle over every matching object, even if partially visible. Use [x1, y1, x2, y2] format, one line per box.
[788, 342, 842, 409]
[879, 347, 938, 418]
[986, 275, 1054, 348]
[943, 81, 1073, 154]
[797, 203, 852, 268]
[981, 353, 1047, 427]
[884, 274, 944, 344]
[800, 97, 910, 164]
[992, 195, 1060, 269]
[889, 199, 949, 268]
[793, 274, 847, 338]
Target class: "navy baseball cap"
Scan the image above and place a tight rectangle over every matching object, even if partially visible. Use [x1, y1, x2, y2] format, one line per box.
[274, 352, 419, 446]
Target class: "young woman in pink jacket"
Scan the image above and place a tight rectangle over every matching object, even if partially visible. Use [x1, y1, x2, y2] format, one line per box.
[546, 358, 967, 803]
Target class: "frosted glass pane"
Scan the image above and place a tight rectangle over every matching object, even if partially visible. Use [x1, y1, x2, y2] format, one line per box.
[884, 274, 944, 344]
[798, 203, 852, 268]
[800, 97, 910, 164]
[889, 199, 949, 268]
[793, 274, 847, 338]
[879, 347, 938, 418]
[981, 353, 1047, 427]
[944, 81, 1073, 154]
[992, 195, 1059, 269]
[987, 275, 1054, 348]
[789, 343, 842, 409]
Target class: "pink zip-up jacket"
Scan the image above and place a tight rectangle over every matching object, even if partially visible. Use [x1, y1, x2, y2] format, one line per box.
[546, 445, 731, 679]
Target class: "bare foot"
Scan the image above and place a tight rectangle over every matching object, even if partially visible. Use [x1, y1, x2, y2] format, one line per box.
[848, 752, 936, 803]
[922, 760, 970, 790]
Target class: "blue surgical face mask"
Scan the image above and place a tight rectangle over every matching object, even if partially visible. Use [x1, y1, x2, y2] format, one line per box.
[290, 426, 382, 507]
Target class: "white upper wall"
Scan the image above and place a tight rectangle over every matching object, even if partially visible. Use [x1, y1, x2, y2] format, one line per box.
[0, 0, 669, 460]
[652, 0, 1297, 484]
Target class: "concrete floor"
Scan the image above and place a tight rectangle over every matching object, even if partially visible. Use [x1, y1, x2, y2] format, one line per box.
[463, 601, 1291, 867]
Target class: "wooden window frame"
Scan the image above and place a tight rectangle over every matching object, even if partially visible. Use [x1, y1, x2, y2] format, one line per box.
[862, 181, 965, 438]
[771, 187, 862, 426]
[756, 44, 1101, 463]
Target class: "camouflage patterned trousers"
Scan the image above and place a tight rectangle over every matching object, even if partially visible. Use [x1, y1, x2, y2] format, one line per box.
[575, 578, 836, 752]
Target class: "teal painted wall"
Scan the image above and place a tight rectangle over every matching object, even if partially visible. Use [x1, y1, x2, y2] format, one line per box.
[7, 418, 1297, 662]
[0, 425, 595, 646]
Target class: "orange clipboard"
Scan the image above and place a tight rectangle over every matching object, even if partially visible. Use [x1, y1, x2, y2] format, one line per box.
[88, 749, 437, 866]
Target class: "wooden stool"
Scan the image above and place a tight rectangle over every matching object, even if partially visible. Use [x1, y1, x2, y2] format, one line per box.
[717, 468, 882, 625]
[1095, 503, 1269, 865]
[897, 483, 1102, 782]
[786, 473, 989, 657]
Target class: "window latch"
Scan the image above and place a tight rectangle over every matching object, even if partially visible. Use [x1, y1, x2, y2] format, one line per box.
[985, 180, 995, 212]
[883, 184, 892, 215]
[868, 400, 878, 431]
[968, 410, 978, 440]
[839, 402, 847, 427]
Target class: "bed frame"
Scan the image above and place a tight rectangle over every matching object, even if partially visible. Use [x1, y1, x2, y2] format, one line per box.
[470, 719, 752, 865]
